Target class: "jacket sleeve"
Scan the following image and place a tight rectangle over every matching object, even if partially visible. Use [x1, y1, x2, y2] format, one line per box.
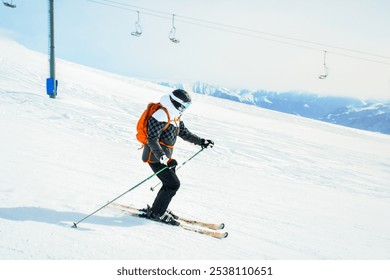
[178, 121, 203, 145]
[147, 117, 166, 159]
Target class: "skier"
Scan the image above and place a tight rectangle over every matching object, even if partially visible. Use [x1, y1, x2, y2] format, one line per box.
[141, 89, 214, 225]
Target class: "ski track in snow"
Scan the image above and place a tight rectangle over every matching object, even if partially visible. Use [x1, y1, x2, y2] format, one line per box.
[1, 37, 390, 259]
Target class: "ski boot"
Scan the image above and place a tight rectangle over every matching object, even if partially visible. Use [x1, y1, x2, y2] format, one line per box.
[139, 205, 180, 226]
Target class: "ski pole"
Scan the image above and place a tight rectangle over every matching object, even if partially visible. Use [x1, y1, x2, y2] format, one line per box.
[72, 165, 169, 228]
[151, 148, 205, 191]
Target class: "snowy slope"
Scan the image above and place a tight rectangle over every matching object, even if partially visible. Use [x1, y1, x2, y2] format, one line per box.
[1, 37, 390, 260]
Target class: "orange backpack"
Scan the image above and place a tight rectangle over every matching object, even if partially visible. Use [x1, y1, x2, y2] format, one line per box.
[136, 102, 170, 145]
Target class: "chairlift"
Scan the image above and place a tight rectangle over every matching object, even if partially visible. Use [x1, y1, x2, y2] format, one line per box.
[318, 50, 328, 79]
[169, 14, 180, 43]
[131, 11, 142, 37]
[3, 0, 16, 8]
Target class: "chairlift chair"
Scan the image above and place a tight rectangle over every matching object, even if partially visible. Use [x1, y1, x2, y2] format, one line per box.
[131, 11, 142, 37]
[169, 26, 180, 43]
[318, 50, 328, 79]
[169, 14, 180, 43]
[3, 0, 16, 8]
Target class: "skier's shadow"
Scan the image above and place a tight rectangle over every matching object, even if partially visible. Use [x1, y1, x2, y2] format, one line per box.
[0, 206, 145, 231]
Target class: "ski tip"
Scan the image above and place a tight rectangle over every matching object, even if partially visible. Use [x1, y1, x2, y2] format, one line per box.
[214, 232, 228, 239]
[220, 223, 225, 230]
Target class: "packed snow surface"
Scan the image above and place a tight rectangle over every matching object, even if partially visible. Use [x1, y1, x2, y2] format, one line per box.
[1, 37, 389, 259]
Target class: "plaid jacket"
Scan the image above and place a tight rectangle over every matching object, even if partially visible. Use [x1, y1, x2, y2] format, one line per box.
[142, 115, 202, 163]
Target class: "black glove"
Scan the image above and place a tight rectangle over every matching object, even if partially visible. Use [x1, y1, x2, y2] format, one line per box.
[167, 158, 178, 168]
[200, 139, 214, 149]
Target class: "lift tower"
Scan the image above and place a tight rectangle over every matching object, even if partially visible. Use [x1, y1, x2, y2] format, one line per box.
[46, 0, 58, 98]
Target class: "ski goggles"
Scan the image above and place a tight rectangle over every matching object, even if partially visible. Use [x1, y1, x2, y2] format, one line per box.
[180, 102, 191, 110]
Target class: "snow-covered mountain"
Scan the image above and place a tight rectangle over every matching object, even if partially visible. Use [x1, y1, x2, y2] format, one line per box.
[322, 102, 390, 134]
[1, 37, 390, 260]
[159, 81, 390, 134]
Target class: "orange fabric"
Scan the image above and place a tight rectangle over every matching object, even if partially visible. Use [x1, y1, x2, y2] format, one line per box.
[159, 141, 174, 149]
[144, 141, 174, 163]
[136, 102, 170, 145]
[145, 150, 155, 163]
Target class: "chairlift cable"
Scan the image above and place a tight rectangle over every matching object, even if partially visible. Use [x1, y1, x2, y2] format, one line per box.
[177, 15, 390, 61]
[86, 0, 390, 65]
[95, 0, 390, 61]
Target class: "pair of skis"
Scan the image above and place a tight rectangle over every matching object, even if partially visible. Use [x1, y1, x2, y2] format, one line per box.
[111, 203, 228, 239]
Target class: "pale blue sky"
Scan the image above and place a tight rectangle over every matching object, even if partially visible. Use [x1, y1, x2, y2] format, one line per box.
[1, 0, 390, 99]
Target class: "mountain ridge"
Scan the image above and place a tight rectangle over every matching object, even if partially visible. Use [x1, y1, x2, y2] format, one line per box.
[159, 81, 390, 134]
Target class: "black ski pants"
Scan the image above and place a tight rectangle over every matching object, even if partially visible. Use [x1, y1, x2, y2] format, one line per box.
[149, 162, 180, 216]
